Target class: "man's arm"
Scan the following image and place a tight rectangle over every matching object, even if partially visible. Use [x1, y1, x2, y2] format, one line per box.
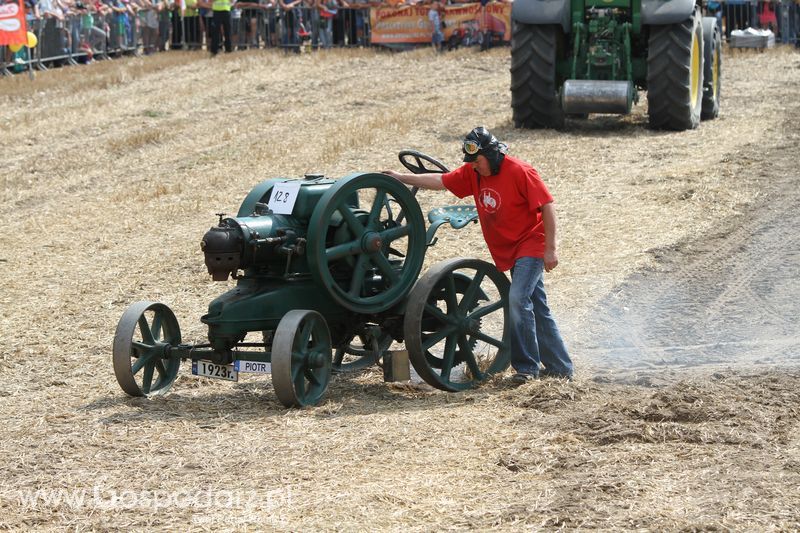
[540, 201, 559, 272]
[381, 170, 446, 191]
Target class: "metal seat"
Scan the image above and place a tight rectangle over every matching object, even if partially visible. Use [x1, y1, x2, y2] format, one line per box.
[427, 205, 479, 230]
[425, 205, 479, 246]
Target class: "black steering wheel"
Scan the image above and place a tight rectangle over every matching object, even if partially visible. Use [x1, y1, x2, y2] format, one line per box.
[392, 150, 451, 225]
[399, 150, 450, 175]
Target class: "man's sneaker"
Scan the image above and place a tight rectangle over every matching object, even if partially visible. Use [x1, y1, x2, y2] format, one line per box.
[511, 372, 537, 384]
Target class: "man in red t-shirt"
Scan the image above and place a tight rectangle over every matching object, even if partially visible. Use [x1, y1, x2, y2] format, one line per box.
[383, 126, 573, 382]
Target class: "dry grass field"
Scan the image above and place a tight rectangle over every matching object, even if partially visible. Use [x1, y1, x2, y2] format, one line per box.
[1, 45, 799, 530]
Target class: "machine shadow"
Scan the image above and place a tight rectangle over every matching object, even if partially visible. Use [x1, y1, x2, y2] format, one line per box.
[84, 373, 516, 425]
[494, 112, 671, 142]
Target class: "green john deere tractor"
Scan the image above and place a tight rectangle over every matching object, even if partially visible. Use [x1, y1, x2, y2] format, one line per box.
[511, 0, 721, 130]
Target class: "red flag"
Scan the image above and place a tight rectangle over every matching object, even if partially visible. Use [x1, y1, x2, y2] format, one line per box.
[0, 0, 27, 46]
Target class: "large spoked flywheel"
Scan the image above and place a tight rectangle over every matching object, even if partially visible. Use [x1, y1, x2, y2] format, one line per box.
[404, 258, 511, 391]
[113, 301, 182, 397]
[307, 173, 426, 314]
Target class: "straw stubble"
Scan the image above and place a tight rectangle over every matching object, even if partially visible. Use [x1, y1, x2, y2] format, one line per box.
[0, 46, 799, 530]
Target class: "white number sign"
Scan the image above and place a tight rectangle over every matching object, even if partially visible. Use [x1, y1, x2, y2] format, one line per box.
[267, 182, 302, 215]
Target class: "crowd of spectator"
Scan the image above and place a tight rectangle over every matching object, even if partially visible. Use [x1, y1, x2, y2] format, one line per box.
[4, 0, 385, 70]
[2, 0, 798, 74]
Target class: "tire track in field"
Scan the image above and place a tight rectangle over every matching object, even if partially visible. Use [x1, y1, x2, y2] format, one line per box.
[577, 126, 800, 379]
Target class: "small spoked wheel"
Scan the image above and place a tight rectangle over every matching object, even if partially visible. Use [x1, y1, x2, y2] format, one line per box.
[272, 310, 333, 407]
[404, 258, 510, 391]
[113, 301, 182, 397]
[332, 327, 393, 374]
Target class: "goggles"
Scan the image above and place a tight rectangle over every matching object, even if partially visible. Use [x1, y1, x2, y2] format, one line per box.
[463, 139, 481, 156]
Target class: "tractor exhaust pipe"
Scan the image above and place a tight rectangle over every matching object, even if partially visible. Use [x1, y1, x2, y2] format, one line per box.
[561, 80, 634, 115]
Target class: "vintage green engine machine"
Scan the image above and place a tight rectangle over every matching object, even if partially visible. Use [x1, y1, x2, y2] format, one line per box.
[510, 0, 722, 130]
[113, 152, 511, 407]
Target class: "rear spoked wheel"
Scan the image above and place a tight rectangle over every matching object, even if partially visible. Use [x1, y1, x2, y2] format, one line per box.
[113, 301, 182, 397]
[404, 258, 511, 391]
[272, 310, 332, 407]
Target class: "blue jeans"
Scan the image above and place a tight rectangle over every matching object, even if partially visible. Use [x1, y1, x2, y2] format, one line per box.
[508, 257, 573, 377]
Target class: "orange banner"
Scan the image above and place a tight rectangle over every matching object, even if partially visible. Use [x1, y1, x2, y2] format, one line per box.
[370, 2, 512, 45]
[0, 0, 27, 46]
[370, 5, 434, 44]
[443, 2, 511, 42]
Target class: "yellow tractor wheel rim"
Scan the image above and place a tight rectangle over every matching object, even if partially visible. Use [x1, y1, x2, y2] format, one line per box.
[712, 48, 719, 98]
[690, 32, 701, 105]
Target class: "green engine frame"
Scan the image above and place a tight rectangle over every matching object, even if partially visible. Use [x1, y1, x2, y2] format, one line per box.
[113, 152, 516, 407]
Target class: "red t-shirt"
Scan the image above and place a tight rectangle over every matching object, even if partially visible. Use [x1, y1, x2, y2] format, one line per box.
[441, 155, 553, 272]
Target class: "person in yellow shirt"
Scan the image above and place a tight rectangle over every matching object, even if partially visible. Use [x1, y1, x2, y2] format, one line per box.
[199, 0, 232, 53]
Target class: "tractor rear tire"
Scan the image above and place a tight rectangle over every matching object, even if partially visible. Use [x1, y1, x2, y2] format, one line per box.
[701, 16, 721, 120]
[511, 23, 564, 130]
[646, 8, 704, 130]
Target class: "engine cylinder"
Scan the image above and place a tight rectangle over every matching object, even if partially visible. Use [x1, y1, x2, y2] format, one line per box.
[201, 225, 242, 281]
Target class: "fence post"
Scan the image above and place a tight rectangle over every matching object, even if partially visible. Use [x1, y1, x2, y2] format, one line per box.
[1, 46, 11, 77]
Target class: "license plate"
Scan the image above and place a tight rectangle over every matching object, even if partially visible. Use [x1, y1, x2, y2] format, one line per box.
[192, 361, 238, 382]
[234, 360, 272, 374]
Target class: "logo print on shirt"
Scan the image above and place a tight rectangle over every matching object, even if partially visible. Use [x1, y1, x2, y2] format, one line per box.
[479, 188, 501, 214]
